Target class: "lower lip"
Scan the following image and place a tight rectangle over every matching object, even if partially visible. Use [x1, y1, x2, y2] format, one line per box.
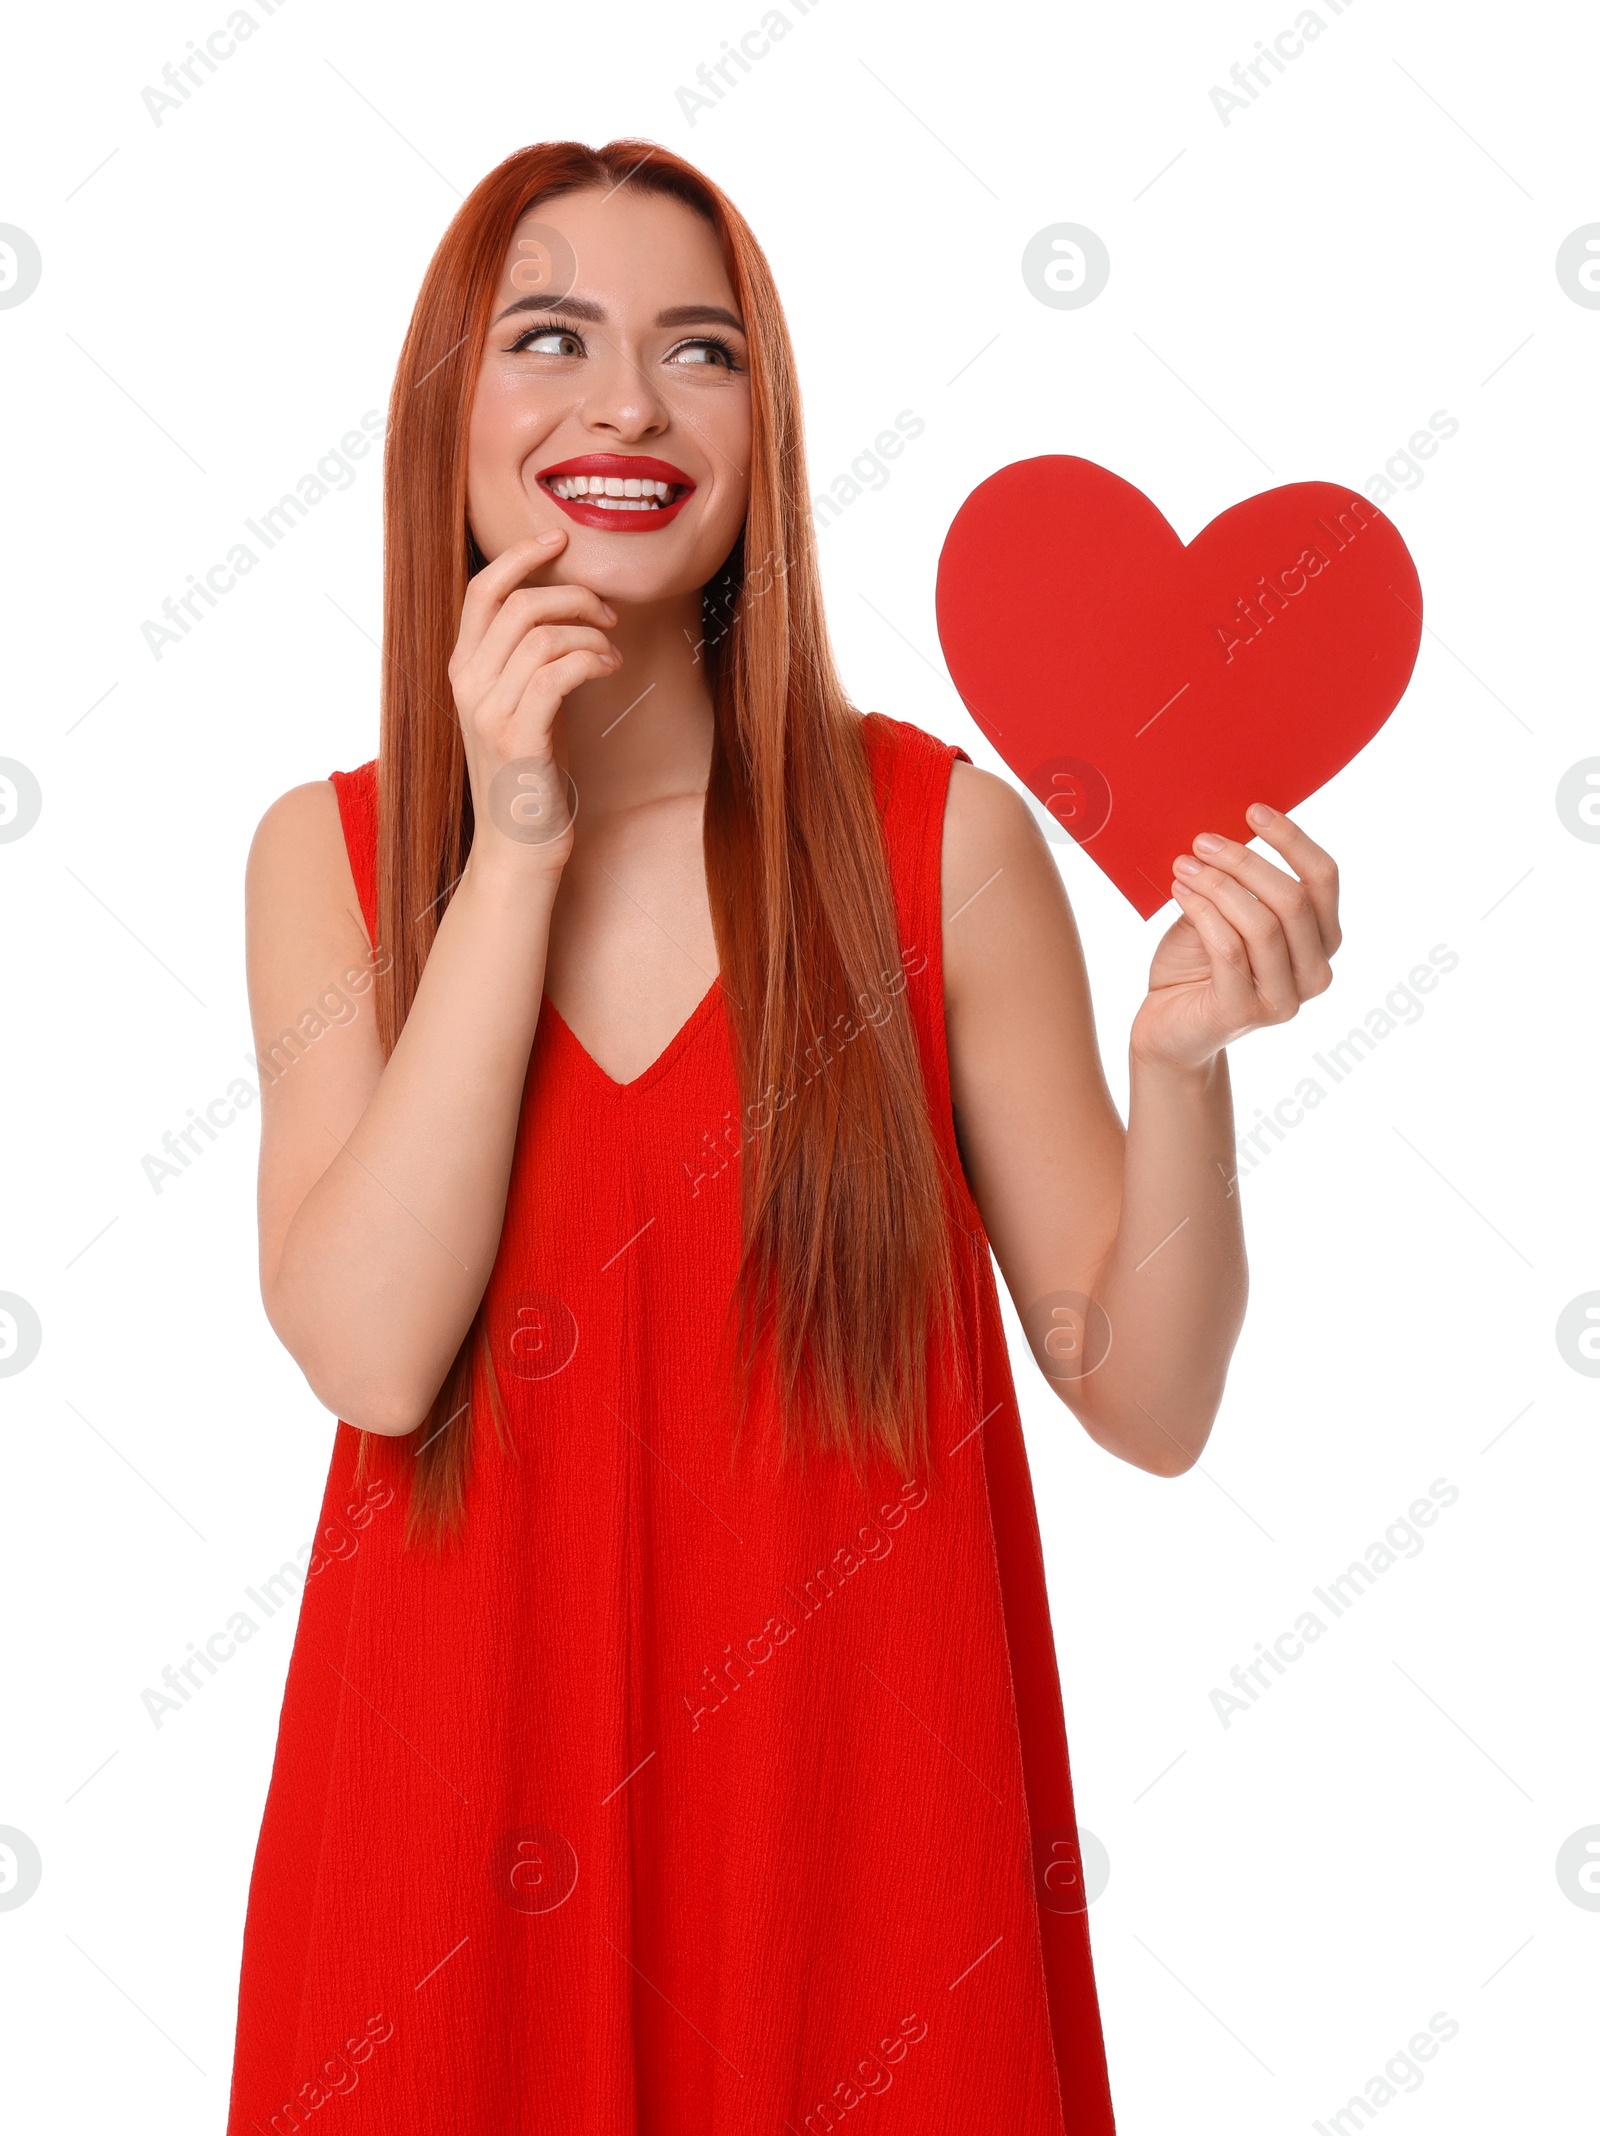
[540, 486, 694, 533]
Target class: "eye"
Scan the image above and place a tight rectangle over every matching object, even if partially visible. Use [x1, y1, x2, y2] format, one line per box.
[511, 324, 585, 357]
[665, 335, 741, 371]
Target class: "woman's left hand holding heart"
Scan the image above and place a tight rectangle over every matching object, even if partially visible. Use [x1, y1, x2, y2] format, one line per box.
[1129, 803, 1342, 1075]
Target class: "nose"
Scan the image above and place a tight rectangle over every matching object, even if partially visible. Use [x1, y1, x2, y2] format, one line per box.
[578, 337, 669, 444]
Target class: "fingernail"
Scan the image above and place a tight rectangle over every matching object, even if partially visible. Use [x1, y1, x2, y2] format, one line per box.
[600, 603, 617, 622]
[1174, 855, 1202, 875]
[1194, 833, 1225, 853]
[1247, 804, 1272, 826]
[537, 530, 563, 545]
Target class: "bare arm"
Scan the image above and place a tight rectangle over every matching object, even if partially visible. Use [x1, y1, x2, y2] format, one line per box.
[248, 530, 620, 1434]
[941, 763, 1338, 1476]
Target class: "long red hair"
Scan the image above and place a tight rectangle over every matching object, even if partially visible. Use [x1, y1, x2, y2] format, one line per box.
[364, 140, 966, 1547]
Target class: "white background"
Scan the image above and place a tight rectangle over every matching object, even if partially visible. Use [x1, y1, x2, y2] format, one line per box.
[2, 0, 1595, 2128]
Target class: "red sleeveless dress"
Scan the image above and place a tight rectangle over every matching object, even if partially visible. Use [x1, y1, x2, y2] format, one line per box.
[226, 711, 1117, 2136]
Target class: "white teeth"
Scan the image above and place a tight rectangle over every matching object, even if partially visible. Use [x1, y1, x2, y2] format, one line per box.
[546, 471, 682, 507]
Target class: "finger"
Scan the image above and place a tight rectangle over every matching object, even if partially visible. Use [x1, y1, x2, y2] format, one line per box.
[1178, 835, 1331, 1002]
[514, 646, 626, 722]
[456, 531, 568, 660]
[1243, 805, 1341, 954]
[476, 626, 622, 723]
[1171, 866, 1297, 1020]
[1168, 883, 1261, 1027]
[469, 582, 618, 684]
[456, 533, 616, 672]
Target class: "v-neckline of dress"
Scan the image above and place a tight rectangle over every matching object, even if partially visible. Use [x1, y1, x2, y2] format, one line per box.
[539, 976, 726, 1098]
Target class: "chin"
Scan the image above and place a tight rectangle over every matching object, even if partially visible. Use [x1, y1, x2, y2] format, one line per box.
[549, 540, 720, 608]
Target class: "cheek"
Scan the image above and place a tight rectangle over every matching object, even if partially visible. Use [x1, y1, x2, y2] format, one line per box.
[468, 375, 560, 484]
[465, 381, 573, 549]
[466, 372, 506, 459]
[708, 473, 751, 541]
[700, 396, 753, 533]
[729, 394, 754, 491]
[464, 391, 511, 515]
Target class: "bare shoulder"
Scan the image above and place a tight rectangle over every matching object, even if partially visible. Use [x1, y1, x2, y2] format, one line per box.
[247, 773, 361, 905]
[246, 780, 367, 947]
[940, 758, 1084, 1006]
[941, 757, 1046, 874]
[245, 780, 386, 1313]
[931, 760, 1102, 1187]
[247, 778, 347, 890]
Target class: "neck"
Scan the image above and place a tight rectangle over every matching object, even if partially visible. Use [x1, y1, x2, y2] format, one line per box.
[555, 586, 716, 822]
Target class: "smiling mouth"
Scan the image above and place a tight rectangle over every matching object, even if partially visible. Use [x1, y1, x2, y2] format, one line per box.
[546, 472, 684, 510]
[536, 455, 696, 531]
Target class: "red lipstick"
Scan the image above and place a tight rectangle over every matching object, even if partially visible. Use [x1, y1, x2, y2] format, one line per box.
[536, 453, 697, 532]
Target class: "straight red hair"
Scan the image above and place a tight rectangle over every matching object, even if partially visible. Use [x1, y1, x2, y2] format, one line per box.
[362, 140, 967, 1547]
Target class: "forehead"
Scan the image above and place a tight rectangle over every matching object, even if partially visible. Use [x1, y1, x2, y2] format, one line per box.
[497, 186, 733, 304]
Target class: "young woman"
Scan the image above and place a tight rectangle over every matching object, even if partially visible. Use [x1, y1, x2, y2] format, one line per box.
[227, 140, 1339, 2136]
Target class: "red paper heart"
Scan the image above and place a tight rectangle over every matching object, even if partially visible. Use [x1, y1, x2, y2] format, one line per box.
[934, 456, 1422, 918]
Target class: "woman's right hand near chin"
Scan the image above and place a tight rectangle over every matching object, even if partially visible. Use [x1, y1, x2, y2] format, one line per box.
[246, 530, 620, 1439]
[449, 529, 620, 880]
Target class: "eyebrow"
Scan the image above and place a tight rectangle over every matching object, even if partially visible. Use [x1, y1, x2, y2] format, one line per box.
[490, 293, 746, 333]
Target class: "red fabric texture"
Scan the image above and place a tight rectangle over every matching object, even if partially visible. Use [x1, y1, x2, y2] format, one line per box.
[225, 710, 1117, 2135]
